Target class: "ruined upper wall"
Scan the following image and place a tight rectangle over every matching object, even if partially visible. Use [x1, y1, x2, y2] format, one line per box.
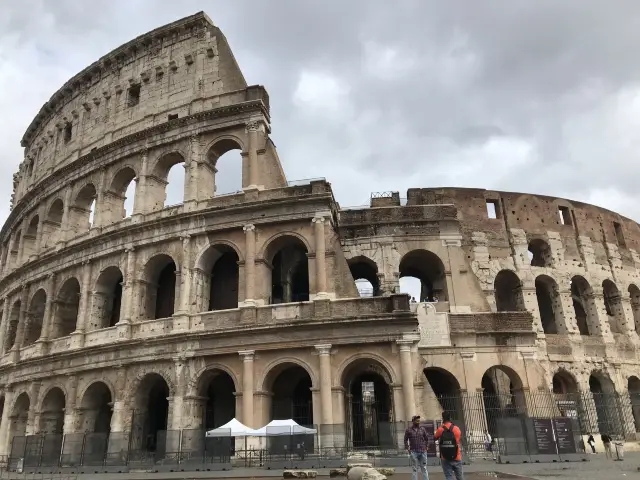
[14, 12, 248, 206]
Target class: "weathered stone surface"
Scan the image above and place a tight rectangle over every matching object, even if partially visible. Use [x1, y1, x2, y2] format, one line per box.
[330, 468, 347, 477]
[347, 467, 386, 480]
[284, 470, 317, 479]
[347, 463, 374, 472]
[376, 468, 395, 476]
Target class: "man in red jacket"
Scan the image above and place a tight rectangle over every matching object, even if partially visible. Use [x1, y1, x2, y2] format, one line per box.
[434, 412, 464, 480]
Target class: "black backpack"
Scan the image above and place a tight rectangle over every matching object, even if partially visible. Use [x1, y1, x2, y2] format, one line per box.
[439, 424, 459, 461]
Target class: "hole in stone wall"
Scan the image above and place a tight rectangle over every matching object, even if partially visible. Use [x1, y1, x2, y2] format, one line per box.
[558, 206, 572, 225]
[486, 199, 499, 219]
[128, 84, 141, 107]
[614, 221, 626, 248]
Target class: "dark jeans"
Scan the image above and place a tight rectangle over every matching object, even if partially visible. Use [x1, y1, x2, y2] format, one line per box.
[441, 459, 464, 480]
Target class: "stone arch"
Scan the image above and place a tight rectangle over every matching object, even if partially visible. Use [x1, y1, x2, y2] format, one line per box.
[205, 136, 244, 196]
[263, 233, 311, 304]
[628, 376, 640, 433]
[51, 277, 81, 338]
[552, 369, 580, 395]
[10, 229, 21, 267]
[142, 253, 178, 320]
[481, 365, 527, 437]
[190, 364, 240, 397]
[528, 238, 553, 267]
[91, 266, 123, 330]
[341, 356, 395, 448]
[79, 381, 114, 435]
[4, 299, 21, 351]
[43, 198, 64, 248]
[150, 151, 187, 209]
[197, 368, 237, 430]
[261, 357, 318, 392]
[105, 166, 137, 222]
[423, 367, 463, 423]
[588, 371, 622, 434]
[348, 255, 380, 297]
[535, 274, 564, 334]
[38, 387, 66, 434]
[494, 269, 524, 312]
[9, 392, 30, 444]
[131, 372, 172, 453]
[195, 243, 241, 312]
[70, 183, 97, 235]
[628, 284, 640, 334]
[571, 275, 597, 335]
[399, 249, 448, 302]
[24, 288, 46, 346]
[22, 214, 39, 259]
[337, 353, 398, 387]
[602, 279, 625, 334]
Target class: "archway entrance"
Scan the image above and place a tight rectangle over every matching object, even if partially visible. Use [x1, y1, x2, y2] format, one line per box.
[348, 256, 380, 297]
[143, 255, 177, 320]
[8, 393, 30, 461]
[52, 277, 80, 338]
[399, 250, 447, 302]
[266, 237, 310, 304]
[24, 289, 46, 346]
[343, 360, 393, 449]
[588, 373, 622, 435]
[552, 371, 583, 420]
[423, 368, 463, 423]
[268, 365, 313, 425]
[92, 267, 123, 329]
[629, 376, 640, 433]
[494, 270, 524, 312]
[535, 275, 562, 334]
[39, 388, 65, 434]
[75, 382, 114, 466]
[571, 276, 595, 335]
[481, 366, 525, 438]
[132, 374, 170, 453]
[199, 370, 236, 429]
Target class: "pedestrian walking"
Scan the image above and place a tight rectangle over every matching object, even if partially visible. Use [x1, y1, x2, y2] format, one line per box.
[435, 412, 464, 480]
[601, 433, 613, 459]
[404, 415, 429, 480]
[587, 434, 596, 454]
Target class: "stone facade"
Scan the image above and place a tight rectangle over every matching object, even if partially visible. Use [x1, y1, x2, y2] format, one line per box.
[0, 11, 638, 459]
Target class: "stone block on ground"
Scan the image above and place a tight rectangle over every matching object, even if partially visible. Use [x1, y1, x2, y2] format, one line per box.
[376, 467, 395, 476]
[330, 468, 347, 477]
[347, 466, 387, 480]
[347, 462, 373, 472]
[284, 470, 317, 478]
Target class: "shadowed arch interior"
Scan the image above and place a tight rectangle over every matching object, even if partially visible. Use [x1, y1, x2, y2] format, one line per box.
[481, 366, 525, 437]
[628, 285, 640, 334]
[265, 235, 309, 304]
[4, 300, 21, 351]
[107, 167, 137, 221]
[72, 183, 97, 233]
[24, 289, 46, 346]
[399, 249, 447, 302]
[571, 276, 594, 335]
[133, 373, 170, 453]
[80, 382, 113, 434]
[198, 244, 240, 311]
[535, 275, 561, 334]
[92, 266, 123, 329]
[198, 369, 236, 429]
[602, 280, 625, 334]
[143, 254, 177, 319]
[628, 376, 640, 433]
[23, 215, 39, 258]
[9, 393, 30, 444]
[528, 238, 552, 267]
[423, 368, 463, 423]
[44, 199, 64, 247]
[348, 256, 380, 297]
[39, 387, 66, 434]
[494, 270, 524, 312]
[266, 364, 313, 425]
[589, 372, 623, 435]
[52, 277, 80, 338]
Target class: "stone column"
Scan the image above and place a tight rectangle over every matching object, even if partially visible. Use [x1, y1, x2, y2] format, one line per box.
[312, 216, 328, 298]
[34, 206, 45, 256]
[60, 188, 72, 243]
[0, 388, 15, 457]
[26, 382, 41, 435]
[186, 134, 201, 203]
[117, 248, 135, 339]
[243, 224, 256, 306]
[315, 344, 334, 448]
[0, 299, 10, 356]
[110, 368, 129, 433]
[17, 217, 27, 264]
[93, 167, 106, 228]
[397, 339, 416, 420]
[37, 273, 56, 353]
[71, 260, 92, 348]
[63, 376, 79, 434]
[174, 236, 192, 333]
[13, 284, 30, 352]
[239, 350, 255, 427]
[132, 148, 148, 216]
[245, 121, 260, 189]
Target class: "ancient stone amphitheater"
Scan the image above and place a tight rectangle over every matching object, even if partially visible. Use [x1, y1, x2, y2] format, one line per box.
[0, 11, 638, 469]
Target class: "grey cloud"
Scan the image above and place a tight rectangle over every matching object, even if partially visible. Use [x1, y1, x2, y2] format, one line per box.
[2, 1, 640, 221]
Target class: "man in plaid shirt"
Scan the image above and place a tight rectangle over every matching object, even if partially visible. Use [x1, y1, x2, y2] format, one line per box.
[404, 415, 429, 480]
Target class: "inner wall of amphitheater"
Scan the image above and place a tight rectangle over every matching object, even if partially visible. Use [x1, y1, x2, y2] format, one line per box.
[0, 11, 637, 459]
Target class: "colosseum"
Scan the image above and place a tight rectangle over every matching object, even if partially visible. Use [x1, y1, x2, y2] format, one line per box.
[0, 10, 638, 472]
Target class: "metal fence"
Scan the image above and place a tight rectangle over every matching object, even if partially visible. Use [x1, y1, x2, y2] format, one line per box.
[7, 390, 639, 473]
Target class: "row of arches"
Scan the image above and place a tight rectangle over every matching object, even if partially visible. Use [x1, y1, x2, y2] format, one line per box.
[1, 235, 313, 352]
[3, 140, 244, 272]
[494, 270, 640, 335]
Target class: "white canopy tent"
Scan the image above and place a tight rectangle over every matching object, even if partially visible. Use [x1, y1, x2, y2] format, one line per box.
[205, 418, 258, 437]
[252, 419, 317, 437]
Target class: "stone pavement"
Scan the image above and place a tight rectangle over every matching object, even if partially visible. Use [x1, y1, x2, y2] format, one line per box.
[0, 454, 637, 479]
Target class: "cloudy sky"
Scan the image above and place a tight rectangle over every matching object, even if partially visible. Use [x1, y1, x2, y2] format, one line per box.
[2, 0, 640, 226]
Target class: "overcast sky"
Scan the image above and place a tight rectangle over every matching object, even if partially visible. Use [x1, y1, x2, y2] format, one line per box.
[3, 0, 640, 227]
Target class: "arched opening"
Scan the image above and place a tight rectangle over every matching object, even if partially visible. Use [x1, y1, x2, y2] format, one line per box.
[423, 368, 463, 423]
[43, 199, 64, 248]
[51, 277, 80, 338]
[91, 266, 123, 330]
[348, 256, 380, 297]
[207, 139, 243, 196]
[4, 300, 21, 351]
[628, 285, 640, 334]
[71, 184, 97, 235]
[343, 359, 394, 448]
[266, 236, 310, 304]
[628, 376, 640, 433]
[602, 280, 625, 334]
[24, 289, 46, 346]
[589, 373, 622, 435]
[79, 382, 113, 465]
[204, 246, 240, 311]
[106, 167, 137, 223]
[535, 275, 562, 334]
[199, 370, 236, 429]
[571, 276, 596, 335]
[132, 374, 170, 453]
[142, 254, 177, 320]
[399, 249, 448, 303]
[152, 152, 186, 209]
[9, 393, 30, 451]
[552, 371, 584, 420]
[528, 238, 552, 267]
[38, 388, 66, 434]
[481, 366, 526, 438]
[10, 230, 21, 267]
[494, 270, 524, 312]
[23, 215, 38, 259]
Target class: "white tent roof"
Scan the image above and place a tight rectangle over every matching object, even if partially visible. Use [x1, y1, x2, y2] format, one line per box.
[252, 419, 317, 437]
[205, 418, 257, 437]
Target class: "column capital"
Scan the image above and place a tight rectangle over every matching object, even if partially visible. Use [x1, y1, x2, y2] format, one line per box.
[180, 234, 191, 241]
[314, 344, 332, 355]
[312, 216, 326, 224]
[125, 246, 135, 253]
[245, 121, 261, 133]
[239, 350, 255, 361]
[243, 224, 256, 233]
[396, 339, 414, 351]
